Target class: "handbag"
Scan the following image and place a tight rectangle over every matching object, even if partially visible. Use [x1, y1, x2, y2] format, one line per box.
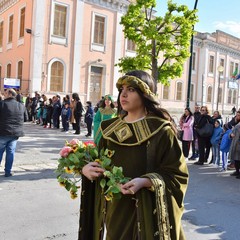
[196, 120, 214, 137]
[177, 130, 184, 141]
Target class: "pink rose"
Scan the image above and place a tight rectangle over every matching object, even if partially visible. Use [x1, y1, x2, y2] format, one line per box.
[69, 139, 80, 145]
[59, 146, 72, 158]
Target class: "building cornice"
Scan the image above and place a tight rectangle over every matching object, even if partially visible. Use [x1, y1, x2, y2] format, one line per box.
[82, 0, 130, 13]
[0, 0, 19, 14]
[201, 40, 240, 58]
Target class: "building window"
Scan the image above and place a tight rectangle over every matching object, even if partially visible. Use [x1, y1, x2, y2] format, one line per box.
[0, 65, 2, 79]
[207, 86, 212, 103]
[227, 89, 232, 104]
[17, 61, 23, 89]
[50, 61, 64, 92]
[218, 87, 222, 104]
[8, 15, 13, 43]
[233, 90, 237, 104]
[209, 56, 214, 74]
[192, 52, 196, 71]
[17, 61, 23, 79]
[7, 63, 11, 78]
[127, 39, 136, 52]
[19, 7, 25, 38]
[163, 85, 169, 100]
[53, 4, 67, 37]
[0, 21, 3, 48]
[176, 82, 182, 101]
[190, 83, 194, 101]
[94, 15, 105, 45]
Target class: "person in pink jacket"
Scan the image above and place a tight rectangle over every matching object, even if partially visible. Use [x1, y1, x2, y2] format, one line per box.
[179, 107, 194, 161]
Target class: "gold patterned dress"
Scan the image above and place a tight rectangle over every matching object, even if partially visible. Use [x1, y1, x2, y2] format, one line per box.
[79, 115, 188, 240]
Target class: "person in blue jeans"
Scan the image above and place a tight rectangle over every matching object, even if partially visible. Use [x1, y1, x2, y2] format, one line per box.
[0, 88, 25, 177]
[210, 119, 223, 166]
[61, 102, 72, 132]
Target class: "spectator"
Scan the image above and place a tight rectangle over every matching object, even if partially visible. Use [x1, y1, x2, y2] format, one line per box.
[61, 101, 71, 133]
[231, 106, 236, 115]
[84, 101, 94, 137]
[229, 122, 240, 178]
[72, 93, 83, 135]
[179, 107, 194, 161]
[52, 95, 62, 129]
[210, 119, 223, 167]
[194, 106, 213, 165]
[189, 104, 201, 160]
[226, 111, 240, 170]
[0, 88, 25, 177]
[220, 124, 232, 171]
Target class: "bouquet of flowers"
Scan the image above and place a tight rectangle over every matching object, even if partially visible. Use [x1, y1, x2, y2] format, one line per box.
[55, 139, 130, 201]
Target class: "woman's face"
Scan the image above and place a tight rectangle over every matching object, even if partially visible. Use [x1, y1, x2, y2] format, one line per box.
[119, 85, 144, 113]
[185, 109, 190, 116]
[213, 111, 219, 118]
[201, 107, 207, 115]
[105, 98, 111, 106]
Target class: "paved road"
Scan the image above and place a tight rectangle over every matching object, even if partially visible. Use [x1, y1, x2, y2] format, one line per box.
[0, 122, 239, 240]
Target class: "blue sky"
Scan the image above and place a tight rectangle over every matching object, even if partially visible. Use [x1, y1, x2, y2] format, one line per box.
[156, 0, 240, 38]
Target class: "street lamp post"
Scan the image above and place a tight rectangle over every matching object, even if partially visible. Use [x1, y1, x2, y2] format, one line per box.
[216, 65, 224, 111]
[186, 0, 199, 108]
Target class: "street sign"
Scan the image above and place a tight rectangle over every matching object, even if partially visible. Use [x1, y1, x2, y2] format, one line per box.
[228, 80, 238, 89]
[3, 78, 20, 89]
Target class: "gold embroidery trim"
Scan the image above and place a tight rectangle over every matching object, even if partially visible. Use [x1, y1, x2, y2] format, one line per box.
[143, 173, 171, 240]
[114, 124, 133, 142]
[102, 116, 171, 146]
[132, 118, 151, 142]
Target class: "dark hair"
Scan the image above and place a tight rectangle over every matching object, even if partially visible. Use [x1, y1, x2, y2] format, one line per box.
[184, 107, 193, 117]
[86, 101, 92, 107]
[117, 70, 177, 134]
[72, 93, 80, 101]
[201, 106, 209, 114]
[101, 100, 115, 109]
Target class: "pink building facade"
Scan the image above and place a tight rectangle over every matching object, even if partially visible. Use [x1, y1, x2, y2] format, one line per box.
[1, 0, 240, 114]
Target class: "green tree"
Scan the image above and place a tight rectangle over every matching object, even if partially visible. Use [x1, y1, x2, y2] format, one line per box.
[117, 0, 198, 89]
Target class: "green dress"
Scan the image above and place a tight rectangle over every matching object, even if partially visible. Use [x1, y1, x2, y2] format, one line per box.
[79, 115, 188, 240]
[93, 107, 117, 145]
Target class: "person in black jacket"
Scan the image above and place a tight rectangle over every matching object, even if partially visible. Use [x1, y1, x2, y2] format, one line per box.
[72, 93, 83, 135]
[84, 101, 94, 137]
[0, 88, 25, 177]
[194, 106, 213, 165]
[189, 104, 201, 160]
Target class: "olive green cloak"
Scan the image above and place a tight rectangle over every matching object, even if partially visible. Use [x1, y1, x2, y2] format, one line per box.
[79, 116, 188, 240]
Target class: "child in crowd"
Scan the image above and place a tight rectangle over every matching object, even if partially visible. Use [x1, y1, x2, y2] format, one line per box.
[220, 124, 232, 171]
[210, 119, 223, 166]
[61, 102, 71, 133]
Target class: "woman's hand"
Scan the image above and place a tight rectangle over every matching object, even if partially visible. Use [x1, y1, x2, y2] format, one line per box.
[82, 162, 105, 181]
[120, 177, 152, 195]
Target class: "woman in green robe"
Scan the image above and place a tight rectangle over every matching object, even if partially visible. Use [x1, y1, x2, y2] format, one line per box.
[93, 95, 117, 145]
[79, 70, 188, 240]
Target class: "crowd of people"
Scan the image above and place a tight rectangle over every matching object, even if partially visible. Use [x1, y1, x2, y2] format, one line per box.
[179, 105, 240, 178]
